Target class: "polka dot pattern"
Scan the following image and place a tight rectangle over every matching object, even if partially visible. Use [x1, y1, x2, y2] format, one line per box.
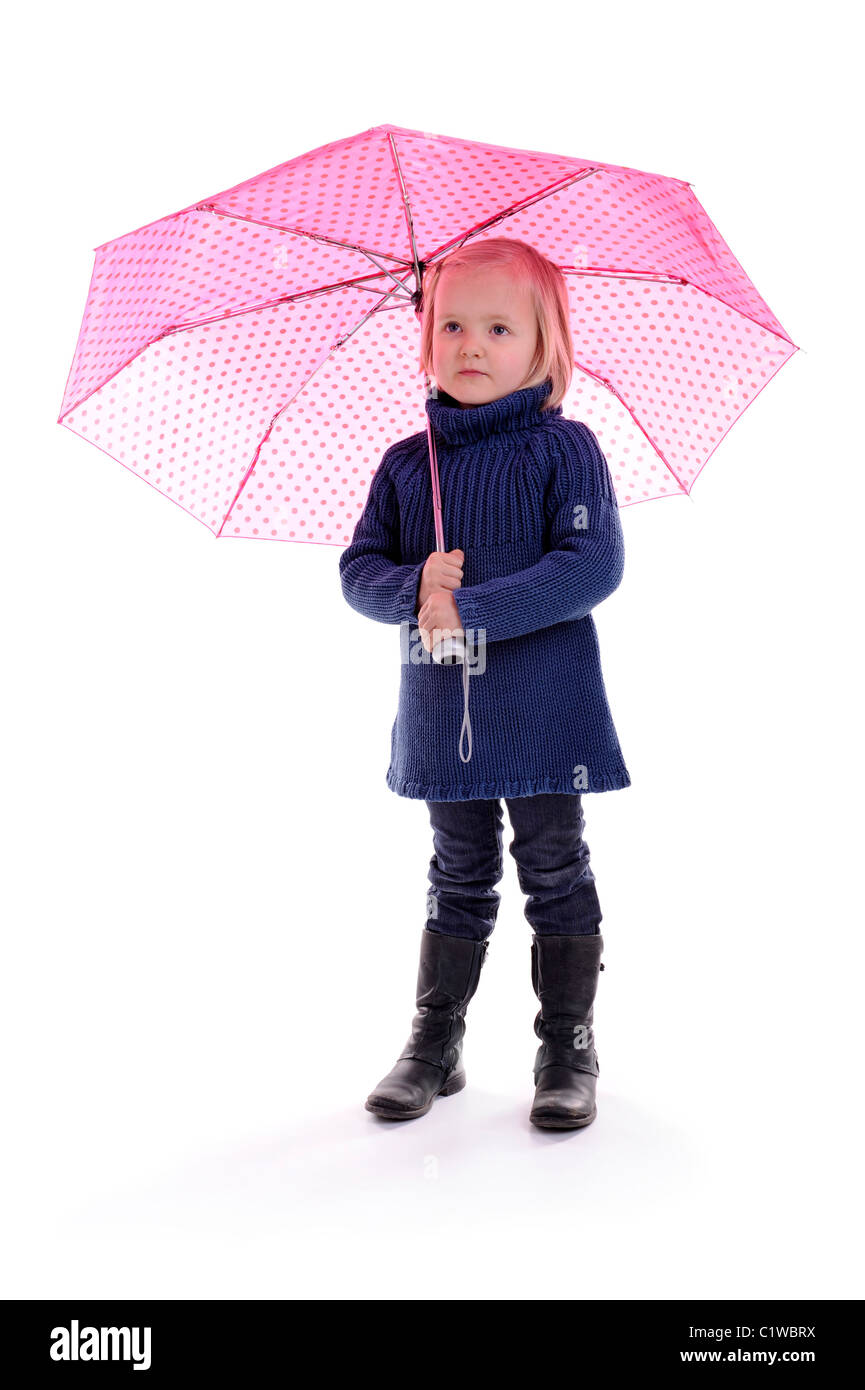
[59, 123, 798, 538]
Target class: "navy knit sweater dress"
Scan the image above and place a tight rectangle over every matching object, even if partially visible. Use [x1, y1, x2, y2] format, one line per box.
[338, 377, 631, 802]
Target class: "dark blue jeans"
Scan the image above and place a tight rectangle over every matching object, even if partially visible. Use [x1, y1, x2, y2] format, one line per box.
[424, 793, 602, 940]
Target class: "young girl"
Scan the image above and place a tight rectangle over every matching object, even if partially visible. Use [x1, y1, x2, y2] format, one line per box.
[339, 237, 630, 1130]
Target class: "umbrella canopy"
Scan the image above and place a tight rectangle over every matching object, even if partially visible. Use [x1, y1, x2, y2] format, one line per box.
[59, 122, 797, 544]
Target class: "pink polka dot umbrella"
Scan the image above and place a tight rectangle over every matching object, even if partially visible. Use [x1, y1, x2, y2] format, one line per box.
[58, 122, 798, 546]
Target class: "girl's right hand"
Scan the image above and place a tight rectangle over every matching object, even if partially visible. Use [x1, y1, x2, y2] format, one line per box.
[417, 549, 464, 611]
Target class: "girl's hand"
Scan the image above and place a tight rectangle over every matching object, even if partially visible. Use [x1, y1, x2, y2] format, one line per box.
[418, 591, 464, 654]
[418, 549, 464, 610]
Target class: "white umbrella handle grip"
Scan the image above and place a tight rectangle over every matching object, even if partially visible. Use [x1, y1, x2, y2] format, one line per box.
[431, 633, 466, 664]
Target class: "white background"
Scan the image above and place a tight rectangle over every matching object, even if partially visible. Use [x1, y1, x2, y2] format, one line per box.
[3, 0, 862, 1300]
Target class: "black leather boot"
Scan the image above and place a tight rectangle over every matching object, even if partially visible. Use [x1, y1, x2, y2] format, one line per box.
[365, 928, 490, 1121]
[529, 931, 605, 1130]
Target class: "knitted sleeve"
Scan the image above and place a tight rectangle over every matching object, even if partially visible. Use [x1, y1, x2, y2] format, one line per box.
[452, 420, 624, 644]
[338, 450, 426, 626]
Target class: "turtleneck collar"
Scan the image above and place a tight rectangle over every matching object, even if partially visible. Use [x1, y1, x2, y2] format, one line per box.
[424, 377, 561, 446]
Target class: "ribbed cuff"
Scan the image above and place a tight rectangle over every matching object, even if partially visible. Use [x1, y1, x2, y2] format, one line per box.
[398, 561, 425, 622]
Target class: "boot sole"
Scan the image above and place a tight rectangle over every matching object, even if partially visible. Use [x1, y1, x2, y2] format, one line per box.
[365, 1069, 466, 1120]
[530, 1105, 597, 1130]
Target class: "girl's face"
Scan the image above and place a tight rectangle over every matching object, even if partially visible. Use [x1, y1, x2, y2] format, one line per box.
[430, 266, 541, 407]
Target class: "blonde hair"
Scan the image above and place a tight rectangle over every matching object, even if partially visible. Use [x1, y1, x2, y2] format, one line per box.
[414, 237, 574, 410]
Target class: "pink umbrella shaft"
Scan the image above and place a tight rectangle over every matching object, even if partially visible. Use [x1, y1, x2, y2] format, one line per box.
[426, 416, 446, 553]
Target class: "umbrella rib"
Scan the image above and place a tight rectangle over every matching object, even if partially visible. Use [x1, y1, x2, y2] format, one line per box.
[561, 265, 797, 347]
[575, 360, 690, 496]
[157, 270, 402, 330]
[196, 200, 418, 299]
[215, 401, 291, 539]
[216, 277, 414, 538]
[418, 167, 606, 266]
[562, 266, 689, 285]
[57, 271, 409, 423]
[192, 203, 414, 268]
[386, 131, 424, 284]
[676, 344, 799, 502]
[385, 137, 608, 276]
[682, 282, 799, 349]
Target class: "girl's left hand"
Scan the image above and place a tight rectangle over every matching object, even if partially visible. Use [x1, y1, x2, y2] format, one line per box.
[417, 590, 464, 654]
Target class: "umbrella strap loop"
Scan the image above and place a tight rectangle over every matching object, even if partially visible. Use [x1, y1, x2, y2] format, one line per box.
[458, 657, 472, 763]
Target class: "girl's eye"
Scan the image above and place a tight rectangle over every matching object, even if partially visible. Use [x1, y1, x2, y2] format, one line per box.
[443, 323, 509, 335]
